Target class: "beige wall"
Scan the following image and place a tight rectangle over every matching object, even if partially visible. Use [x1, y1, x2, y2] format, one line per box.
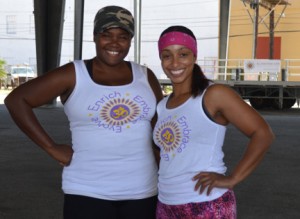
[227, 0, 300, 81]
[228, 0, 300, 60]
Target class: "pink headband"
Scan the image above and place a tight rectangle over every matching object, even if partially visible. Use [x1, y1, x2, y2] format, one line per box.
[158, 31, 197, 58]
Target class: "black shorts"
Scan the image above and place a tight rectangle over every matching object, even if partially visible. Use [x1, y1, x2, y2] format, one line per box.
[63, 194, 157, 219]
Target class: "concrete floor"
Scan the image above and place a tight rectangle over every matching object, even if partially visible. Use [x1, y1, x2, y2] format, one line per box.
[1, 90, 300, 219]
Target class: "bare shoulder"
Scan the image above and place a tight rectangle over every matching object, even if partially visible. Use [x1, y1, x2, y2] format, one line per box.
[146, 67, 163, 102]
[204, 83, 248, 115]
[34, 62, 76, 90]
[205, 83, 239, 100]
[146, 67, 158, 82]
[44, 62, 75, 80]
[207, 83, 235, 92]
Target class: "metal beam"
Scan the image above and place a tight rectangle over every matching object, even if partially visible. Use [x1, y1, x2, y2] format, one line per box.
[243, 0, 290, 9]
[33, 0, 65, 105]
[219, 0, 230, 79]
[253, 0, 259, 59]
[34, 0, 65, 76]
[134, 0, 142, 64]
[74, 0, 84, 60]
[219, 0, 230, 61]
[269, 10, 274, 59]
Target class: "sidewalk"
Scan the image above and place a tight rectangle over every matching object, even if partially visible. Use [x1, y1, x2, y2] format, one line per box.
[0, 89, 11, 104]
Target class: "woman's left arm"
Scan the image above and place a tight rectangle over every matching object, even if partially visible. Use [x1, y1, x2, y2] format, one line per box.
[193, 84, 275, 195]
[147, 68, 164, 165]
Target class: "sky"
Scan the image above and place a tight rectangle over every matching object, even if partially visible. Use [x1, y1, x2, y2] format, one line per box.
[0, 0, 219, 79]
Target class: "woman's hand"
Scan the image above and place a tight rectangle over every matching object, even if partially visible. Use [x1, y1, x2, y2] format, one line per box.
[46, 144, 74, 166]
[192, 172, 236, 196]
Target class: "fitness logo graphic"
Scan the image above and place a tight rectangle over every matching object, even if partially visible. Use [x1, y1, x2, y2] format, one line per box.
[155, 120, 181, 152]
[100, 98, 140, 126]
[155, 115, 191, 161]
[88, 92, 151, 133]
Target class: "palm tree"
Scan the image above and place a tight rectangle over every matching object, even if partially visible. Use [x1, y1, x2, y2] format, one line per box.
[0, 59, 7, 89]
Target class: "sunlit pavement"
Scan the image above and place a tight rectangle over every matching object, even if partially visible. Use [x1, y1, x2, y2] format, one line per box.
[0, 89, 11, 104]
[0, 89, 63, 106]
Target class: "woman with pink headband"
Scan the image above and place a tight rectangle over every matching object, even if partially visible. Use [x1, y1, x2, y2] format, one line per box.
[153, 25, 274, 218]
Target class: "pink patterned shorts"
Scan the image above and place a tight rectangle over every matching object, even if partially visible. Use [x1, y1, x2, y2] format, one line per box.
[156, 190, 237, 219]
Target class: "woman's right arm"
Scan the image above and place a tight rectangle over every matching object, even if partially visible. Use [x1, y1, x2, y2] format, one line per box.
[4, 63, 76, 166]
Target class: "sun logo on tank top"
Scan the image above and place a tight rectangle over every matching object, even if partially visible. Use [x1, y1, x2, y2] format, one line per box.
[154, 115, 191, 161]
[155, 120, 181, 153]
[100, 98, 140, 126]
[88, 92, 152, 133]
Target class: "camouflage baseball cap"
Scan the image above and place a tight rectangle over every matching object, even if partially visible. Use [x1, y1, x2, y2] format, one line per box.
[93, 5, 134, 36]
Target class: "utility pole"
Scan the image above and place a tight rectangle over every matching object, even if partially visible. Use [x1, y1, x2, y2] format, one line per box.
[251, 0, 259, 59]
[269, 9, 275, 59]
[242, 0, 290, 60]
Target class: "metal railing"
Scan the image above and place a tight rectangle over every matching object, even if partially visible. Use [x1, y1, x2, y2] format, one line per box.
[197, 58, 300, 82]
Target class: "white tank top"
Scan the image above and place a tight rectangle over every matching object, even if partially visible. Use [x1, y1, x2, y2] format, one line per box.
[62, 60, 158, 200]
[153, 90, 228, 205]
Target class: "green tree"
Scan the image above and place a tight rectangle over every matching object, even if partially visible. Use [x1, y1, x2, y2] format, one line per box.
[0, 59, 7, 79]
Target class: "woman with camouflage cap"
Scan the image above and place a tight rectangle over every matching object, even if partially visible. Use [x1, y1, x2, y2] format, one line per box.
[5, 5, 163, 219]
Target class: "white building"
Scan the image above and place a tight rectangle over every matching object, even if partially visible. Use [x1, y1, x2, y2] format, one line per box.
[0, 0, 219, 78]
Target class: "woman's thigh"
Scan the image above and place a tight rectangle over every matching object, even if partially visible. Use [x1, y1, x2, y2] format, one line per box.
[156, 190, 237, 219]
[63, 194, 117, 219]
[119, 195, 157, 219]
[64, 194, 157, 219]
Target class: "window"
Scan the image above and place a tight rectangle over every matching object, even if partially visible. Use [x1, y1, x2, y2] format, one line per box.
[6, 15, 17, 34]
[29, 14, 35, 34]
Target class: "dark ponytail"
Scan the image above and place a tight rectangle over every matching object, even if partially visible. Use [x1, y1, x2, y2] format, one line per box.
[192, 63, 211, 97]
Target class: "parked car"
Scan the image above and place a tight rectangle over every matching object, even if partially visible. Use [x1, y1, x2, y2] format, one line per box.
[6, 66, 36, 88]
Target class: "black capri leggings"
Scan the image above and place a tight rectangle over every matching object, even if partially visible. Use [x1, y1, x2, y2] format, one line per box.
[64, 194, 157, 219]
